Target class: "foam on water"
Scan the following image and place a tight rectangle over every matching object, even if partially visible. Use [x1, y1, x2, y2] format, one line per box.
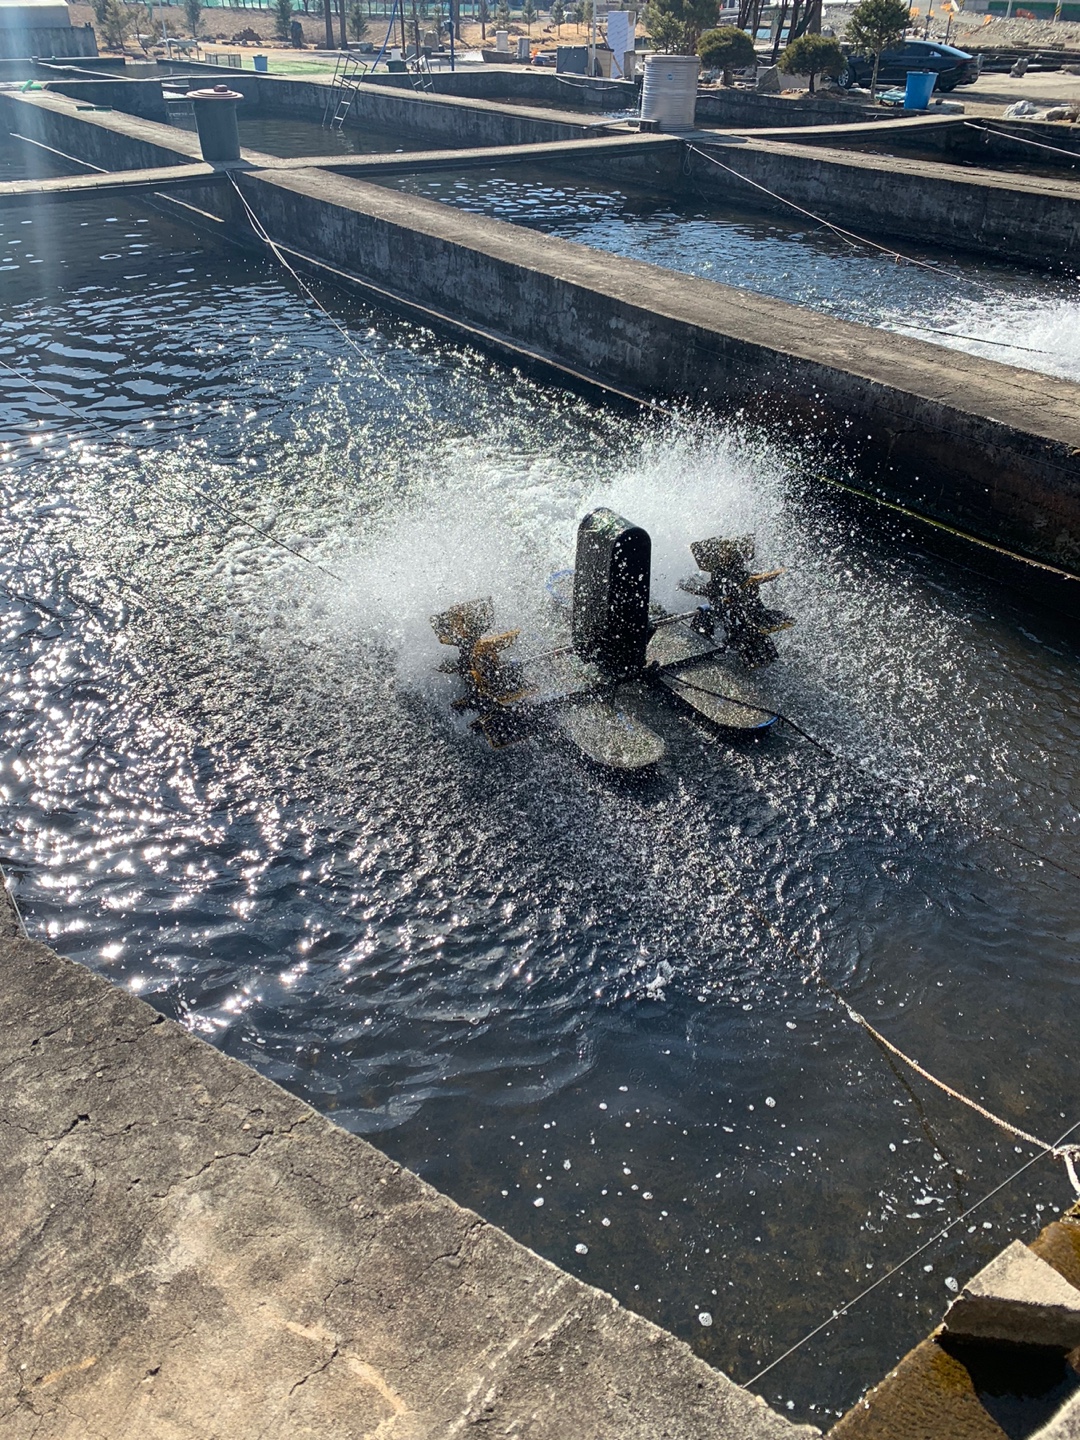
[887, 291, 1080, 381]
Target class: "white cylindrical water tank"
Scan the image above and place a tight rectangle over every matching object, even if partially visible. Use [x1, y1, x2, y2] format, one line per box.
[495, 28, 510, 51]
[640, 53, 700, 131]
[516, 34, 530, 60]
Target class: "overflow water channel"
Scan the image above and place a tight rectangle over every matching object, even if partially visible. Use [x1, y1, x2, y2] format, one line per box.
[379, 163, 1080, 381]
[1, 191, 1079, 1425]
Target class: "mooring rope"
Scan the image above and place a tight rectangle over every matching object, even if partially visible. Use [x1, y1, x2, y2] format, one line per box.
[683, 141, 989, 288]
[964, 120, 1080, 162]
[703, 849, 1080, 1198]
[890, 319, 1055, 355]
[0, 858, 29, 939]
[657, 663, 1080, 1198]
[227, 172, 406, 400]
[746, 1115, 1080, 1387]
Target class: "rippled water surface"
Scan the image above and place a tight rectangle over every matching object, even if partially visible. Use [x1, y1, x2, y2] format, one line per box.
[380, 163, 1080, 379]
[1, 194, 1079, 1426]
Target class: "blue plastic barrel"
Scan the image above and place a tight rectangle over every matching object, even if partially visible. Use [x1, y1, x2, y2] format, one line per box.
[904, 69, 936, 109]
[253, 53, 268, 72]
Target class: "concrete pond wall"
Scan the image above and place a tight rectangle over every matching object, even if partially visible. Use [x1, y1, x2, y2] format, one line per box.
[44, 70, 612, 145]
[767, 112, 1080, 167]
[0, 88, 201, 171]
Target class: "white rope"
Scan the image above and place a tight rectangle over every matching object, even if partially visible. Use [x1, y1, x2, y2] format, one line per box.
[747, 1116, 1080, 1386]
[0, 859, 28, 939]
[709, 864, 1080, 1195]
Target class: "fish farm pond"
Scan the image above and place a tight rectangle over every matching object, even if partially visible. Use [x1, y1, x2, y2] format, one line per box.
[379, 162, 1080, 380]
[1, 192, 1079, 1426]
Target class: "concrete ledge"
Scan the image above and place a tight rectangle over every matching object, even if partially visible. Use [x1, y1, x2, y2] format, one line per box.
[0, 89, 202, 172]
[0, 910, 814, 1439]
[942, 1240, 1080, 1348]
[0, 162, 222, 204]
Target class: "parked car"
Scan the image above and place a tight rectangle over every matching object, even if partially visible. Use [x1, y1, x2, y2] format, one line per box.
[837, 38, 982, 91]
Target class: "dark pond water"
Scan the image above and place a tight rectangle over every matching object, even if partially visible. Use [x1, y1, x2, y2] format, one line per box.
[166, 108, 459, 157]
[1, 193, 1078, 1428]
[377, 162, 1080, 380]
[0, 126, 85, 183]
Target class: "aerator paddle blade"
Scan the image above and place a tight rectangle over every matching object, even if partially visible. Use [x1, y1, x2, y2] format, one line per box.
[431, 597, 495, 647]
[553, 699, 666, 771]
[661, 659, 776, 732]
[690, 534, 755, 572]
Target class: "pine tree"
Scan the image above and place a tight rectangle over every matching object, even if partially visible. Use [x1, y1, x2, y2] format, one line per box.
[550, 0, 564, 31]
[777, 31, 844, 91]
[846, 0, 910, 93]
[274, 0, 294, 40]
[522, 0, 536, 30]
[644, 0, 717, 53]
[348, 0, 368, 36]
[183, 0, 202, 37]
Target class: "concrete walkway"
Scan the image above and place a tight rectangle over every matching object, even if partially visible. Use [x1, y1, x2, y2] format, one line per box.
[0, 889, 814, 1439]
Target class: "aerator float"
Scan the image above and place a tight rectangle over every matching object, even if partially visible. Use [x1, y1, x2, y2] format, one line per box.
[431, 508, 794, 772]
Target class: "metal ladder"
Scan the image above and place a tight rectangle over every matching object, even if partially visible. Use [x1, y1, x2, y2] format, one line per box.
[410, 54, 433, 91]
[322, 52, 368, 129]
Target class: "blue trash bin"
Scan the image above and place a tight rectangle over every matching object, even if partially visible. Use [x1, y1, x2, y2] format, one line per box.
[253, 53, 268, 72]
[904, 69, 936, 109]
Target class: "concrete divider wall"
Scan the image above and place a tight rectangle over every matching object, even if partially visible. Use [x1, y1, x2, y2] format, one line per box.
[43, 76, 169, 122]
[360, 64, 639, 111]
[771, 113, 1080, 167]
[687, 137, 1080, 269]
[695, 88, 885, 128]
[215, 72, 601, 144]
[0, 89, 199, 171]
[236, 168, 1080, 571]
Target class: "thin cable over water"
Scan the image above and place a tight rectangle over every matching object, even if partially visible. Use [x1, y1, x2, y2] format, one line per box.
[964, 120, 1080, 163]
[747, 1118, 1080, 1388]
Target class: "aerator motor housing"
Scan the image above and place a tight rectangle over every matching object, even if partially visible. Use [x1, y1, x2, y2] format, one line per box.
[430, 508, 794, 770]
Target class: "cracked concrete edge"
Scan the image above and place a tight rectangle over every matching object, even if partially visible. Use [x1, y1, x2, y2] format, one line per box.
[943, 1239, 1080, 1348]
[0, 887, 817, 1439]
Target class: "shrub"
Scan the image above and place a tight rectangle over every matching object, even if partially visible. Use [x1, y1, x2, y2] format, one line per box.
[697, 24, 755, 81]
[777, 31, 845, 91]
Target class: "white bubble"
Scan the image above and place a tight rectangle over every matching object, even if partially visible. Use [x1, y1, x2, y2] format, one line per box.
[533, 1197, 544, 1207]
[575, 1242, 588, 1255]
[698, 1311, 713, 1327]
[601, 1217, 611, 1227]
[765, 1097, 776, 1108]
[945, 1276, 959, 1293]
